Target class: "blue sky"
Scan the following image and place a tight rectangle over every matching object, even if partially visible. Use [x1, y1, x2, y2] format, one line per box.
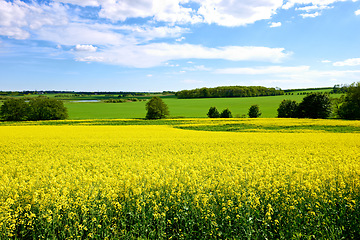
[1, 0, 360, 91]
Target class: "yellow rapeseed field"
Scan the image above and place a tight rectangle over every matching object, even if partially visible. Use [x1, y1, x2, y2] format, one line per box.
[0, 120, 359, 239]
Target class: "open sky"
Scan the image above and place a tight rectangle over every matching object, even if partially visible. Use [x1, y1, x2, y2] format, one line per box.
[1, 0, 360, 91]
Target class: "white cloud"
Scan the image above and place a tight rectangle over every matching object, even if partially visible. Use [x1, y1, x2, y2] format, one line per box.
[35, 23, 129, 46]
[295, 5, 333, 12]
[60, 0, 285, 27]
[54, 0, 100, 7]
[282, 0, 354, 10]
[75, 44, 97, 52]
[0, 0, 68, 40]
[333, 58, 360, 66]
[76, 56, 104, 62]
[196, 0, 283, 27]
[176, 37, 186, 42]
[147, 74, 153, 77]
[300, 12, 321, 18]
[269, 22, 282, 28]
[321, 60, 332, 63]
[74, 44, 290, 68]
[183, 65, 212, 71]
[215, 66, 310, 74]
[214, 65, 360, 88]
[355, 9, 360, 15]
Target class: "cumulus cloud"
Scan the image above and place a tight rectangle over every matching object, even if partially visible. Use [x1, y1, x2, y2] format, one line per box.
[196, 0, 283, 27]
[300, 12, 321, 18]
[74, 44, 290, 68]
[355, 9, 360, 15]
[333, 58, 360, 66]
[269, 22, 282, 28]
[74, 44, 97, 52]
[0, 0, 68, 40]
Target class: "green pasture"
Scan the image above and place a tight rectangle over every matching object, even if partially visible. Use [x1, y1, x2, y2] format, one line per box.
[65, 93, 342, 119]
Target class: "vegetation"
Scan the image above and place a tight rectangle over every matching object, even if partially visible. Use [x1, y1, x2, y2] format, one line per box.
[0, 97, 67, 121]
[277, 93, 332, 119]
[1, 120, 359, 239]
[338, 82, 360, 119]
[176, 86, 284, 99]
[145, 96, 169, 119]
[220, 108, 232, 118]
[297, 93, 332, 119]
[207, 106, 220, 118]
[0, 98, 30, 121]
[248, 104, 261, 118]
[104, 98, 145, 103]
[277, 99, 298, 118]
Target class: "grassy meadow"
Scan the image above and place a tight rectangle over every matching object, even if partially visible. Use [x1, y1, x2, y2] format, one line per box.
[65, 92, 341, 119]
[0, 119, 360, 239]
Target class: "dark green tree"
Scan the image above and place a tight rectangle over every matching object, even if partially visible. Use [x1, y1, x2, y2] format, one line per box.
[28, 97, 68, 120]
[220, 108, 232, 118]
[0, 98, 29, 121]
[297, 93, 332, 119]
[145, 96, 169, 119]
[277, 100, 299, 118]
[338, 82, 360, 119]
[248, 105, 261, 118]
[207, 106, 220, 118]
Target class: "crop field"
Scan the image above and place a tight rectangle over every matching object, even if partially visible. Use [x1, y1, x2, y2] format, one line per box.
[1, 119, 360, 239]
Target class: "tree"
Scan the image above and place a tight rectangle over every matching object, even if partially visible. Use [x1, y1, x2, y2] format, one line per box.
[220, 108, 232, 118]
[297, 93, 332, 119]
[28, 97, 68, 120]
[207, 106, 220, 118]
[248, 105, 261, 118]
[145, 96, 169, 119]
[338, 82, 360, 119]
[0, 98, 29, 121]
[277, 100, 299, 118]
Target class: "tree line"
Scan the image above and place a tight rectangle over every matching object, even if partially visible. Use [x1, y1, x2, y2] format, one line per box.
[278, 82, 360, 119]
[176, 86, 284, 99]
[0, 97, 68, 121]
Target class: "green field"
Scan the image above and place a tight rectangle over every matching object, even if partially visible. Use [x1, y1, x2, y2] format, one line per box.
[65, 93, 342, 119]
[0, 88, 342, 119]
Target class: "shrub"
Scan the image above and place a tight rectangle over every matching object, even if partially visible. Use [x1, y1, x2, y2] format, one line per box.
[220, 108, 232, 118]
[145, 97, 169, 119]
[277, 100, 299, 118]
[207, 107, 220, 118]
[248, 105, 261, 118]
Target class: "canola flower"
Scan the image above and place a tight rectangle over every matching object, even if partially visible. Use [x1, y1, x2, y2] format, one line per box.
[0, 120, 359, 239]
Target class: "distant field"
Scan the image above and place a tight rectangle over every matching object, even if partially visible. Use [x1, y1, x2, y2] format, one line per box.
[65, 93, 342, 119]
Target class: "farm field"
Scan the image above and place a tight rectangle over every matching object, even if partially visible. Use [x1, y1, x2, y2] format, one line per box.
[65, 92, 342, 119]
[0, 118, 359, 239]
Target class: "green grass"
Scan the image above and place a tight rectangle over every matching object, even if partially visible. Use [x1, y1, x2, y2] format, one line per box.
[65, 93, 343, 119]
